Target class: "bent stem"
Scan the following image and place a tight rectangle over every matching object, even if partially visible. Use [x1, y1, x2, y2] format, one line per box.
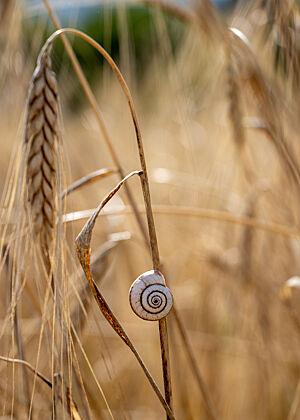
[0, 355, 52, 388]
[42, 0, 149, 249]
[41, 27, 173, 417]
[75, 171, 175, 420]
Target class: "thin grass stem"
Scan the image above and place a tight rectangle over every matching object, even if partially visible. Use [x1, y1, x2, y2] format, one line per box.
[41, 27, 173, 416]
[64, 204, 300, 239]
[61, 168, 116, 199]
[0, 355, 52, 388]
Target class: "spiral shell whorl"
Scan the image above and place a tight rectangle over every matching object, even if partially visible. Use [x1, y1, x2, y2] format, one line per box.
[129, 270, 173, 321]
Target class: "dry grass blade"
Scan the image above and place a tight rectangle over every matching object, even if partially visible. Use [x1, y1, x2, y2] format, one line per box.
[67, 390, 82, 420]
[75, 171, 142, 252]
[24, 42, 59, 259]
[75, 170, 175, 420]
[0, 355, 52, 388]
[54, 373, 83, 420]
[71, 240, 119, 334]
[53, 373, 67, 419]
[61, 168, 116, 198]
[65, 204, 300, 239]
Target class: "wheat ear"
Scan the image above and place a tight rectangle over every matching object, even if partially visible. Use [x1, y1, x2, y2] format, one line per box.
[24, 43, 58, 256]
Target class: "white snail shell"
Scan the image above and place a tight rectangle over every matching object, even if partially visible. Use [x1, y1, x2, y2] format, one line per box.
[129, 270, 173, 321]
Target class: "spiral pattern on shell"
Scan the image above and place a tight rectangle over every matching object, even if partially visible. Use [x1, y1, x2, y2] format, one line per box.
[129, 270, 173, 321]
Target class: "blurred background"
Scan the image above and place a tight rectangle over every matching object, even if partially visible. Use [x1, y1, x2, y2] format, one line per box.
[1, 0, 300, 419]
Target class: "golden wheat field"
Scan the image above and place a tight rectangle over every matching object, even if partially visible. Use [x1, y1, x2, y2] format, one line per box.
[1, 0, 300, 419]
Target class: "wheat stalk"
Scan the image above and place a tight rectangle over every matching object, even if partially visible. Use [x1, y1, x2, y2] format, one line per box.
[64, 204, 300, 238]
[24, 43, 59, 258]
[226, 40, 245, 148]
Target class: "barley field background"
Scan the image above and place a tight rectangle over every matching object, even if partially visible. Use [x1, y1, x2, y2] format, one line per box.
[1, 0, 300, 419]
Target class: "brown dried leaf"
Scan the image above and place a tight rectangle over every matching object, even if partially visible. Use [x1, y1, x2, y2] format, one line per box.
[75, 170, 175, 420]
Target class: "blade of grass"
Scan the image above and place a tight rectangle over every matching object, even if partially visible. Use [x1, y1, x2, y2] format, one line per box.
[64, 204, 300, 239]
[75, 170, 175, 420]
[0, 355, 52, 388]
[61, 168, 116, 199]
[67, 389, 82, 420]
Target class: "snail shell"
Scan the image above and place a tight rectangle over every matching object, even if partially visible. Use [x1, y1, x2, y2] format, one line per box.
[129, 270, 173, 321]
